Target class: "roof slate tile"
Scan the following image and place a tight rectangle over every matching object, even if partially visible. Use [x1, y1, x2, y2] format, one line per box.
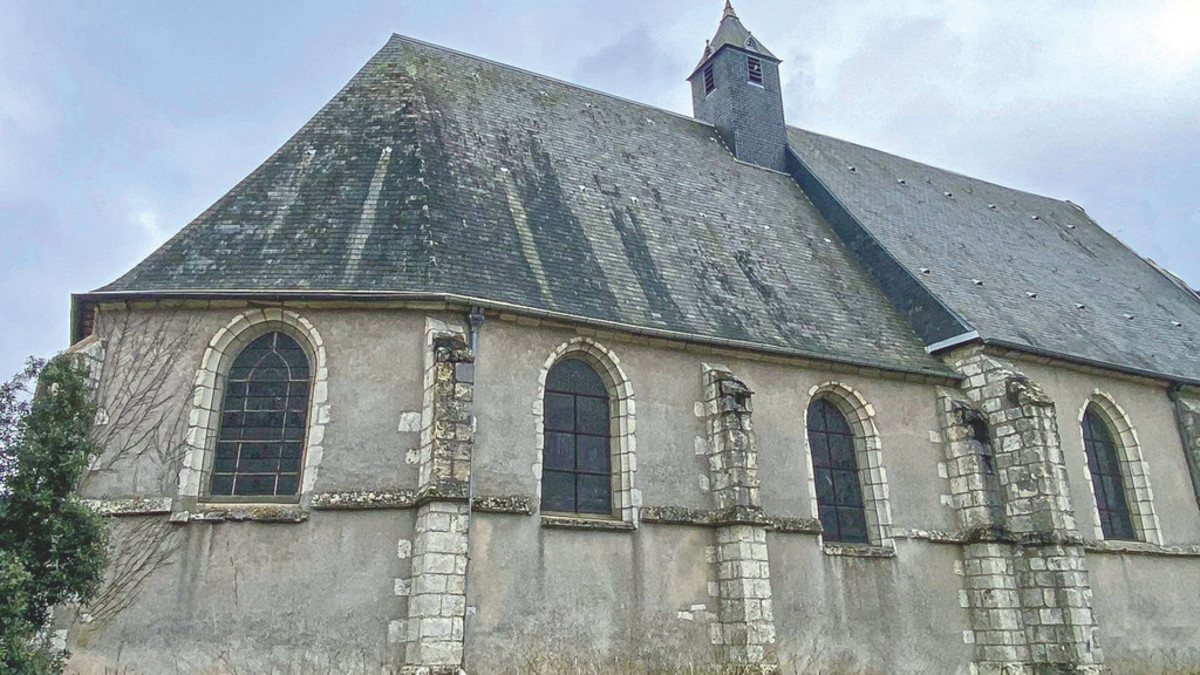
[97, 35, 948, 377]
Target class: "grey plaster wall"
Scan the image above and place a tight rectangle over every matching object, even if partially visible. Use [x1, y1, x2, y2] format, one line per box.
[473, 319, 956, 530]
[68, 511, 414, 674]
[1012, 359, 1200, 667]
[66, 305, 1200, 673]
[1088, 553, 1200, 671]
[1015, 359, 1200, 544]
[464, 516, 718, 673]
[80, 305, 428, 500]
[769, 536, 973, 673]
[469, 320, 971, 672]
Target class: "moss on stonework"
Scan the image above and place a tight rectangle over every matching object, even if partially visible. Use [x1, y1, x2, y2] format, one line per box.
[471, 495, 534, 515]
[504, 647, 780, 675]
[310, 489, 417, 510]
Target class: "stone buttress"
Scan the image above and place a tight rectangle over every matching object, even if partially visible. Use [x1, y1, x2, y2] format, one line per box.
[399, 321, 475, 672]
[945, 348, 1103, 674]
[702, 365, 778, 672]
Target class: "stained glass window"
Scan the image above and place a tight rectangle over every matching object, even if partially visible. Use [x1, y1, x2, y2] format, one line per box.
[541, 359, 612, 515]
[1082, 407, 1135, 540]
[210, 331, 310, 498]
[807, 398, 869, 543]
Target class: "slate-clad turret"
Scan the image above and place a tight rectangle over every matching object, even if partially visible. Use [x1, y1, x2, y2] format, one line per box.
[688, 1, 788, 172]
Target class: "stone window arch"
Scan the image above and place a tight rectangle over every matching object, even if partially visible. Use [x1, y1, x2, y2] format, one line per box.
[178, 309, 329, 503]
[534, 337, 637, 524]
[1078, 392, 1160, 544]
[804, 383, 893, 548]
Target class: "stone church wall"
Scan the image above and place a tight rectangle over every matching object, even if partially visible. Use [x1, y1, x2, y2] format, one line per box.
[1010, 359, 1200, 671]
[62, 303, 1200, 674]
[466, 320, 973, 673]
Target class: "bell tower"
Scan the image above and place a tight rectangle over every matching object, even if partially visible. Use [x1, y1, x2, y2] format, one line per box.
[688, 1, 788, 172]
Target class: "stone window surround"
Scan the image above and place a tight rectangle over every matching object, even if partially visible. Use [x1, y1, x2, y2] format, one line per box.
[803, 382, 895, 551]
[533, 336, 639, 526]
[1077, 390, 1161, 545]
[177, 309, 330, 508]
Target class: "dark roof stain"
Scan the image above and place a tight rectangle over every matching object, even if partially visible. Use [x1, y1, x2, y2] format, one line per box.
[97, 35, 947, 377]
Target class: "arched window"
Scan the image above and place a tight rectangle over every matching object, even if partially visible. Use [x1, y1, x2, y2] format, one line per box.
[1082, 405, 1135, 540]
[541, 358, 612, 515]
[807, 398, 869, 543]
[210, 331, 311, 498]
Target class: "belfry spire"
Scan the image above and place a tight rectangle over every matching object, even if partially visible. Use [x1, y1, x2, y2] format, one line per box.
[687, 2, 788, 171]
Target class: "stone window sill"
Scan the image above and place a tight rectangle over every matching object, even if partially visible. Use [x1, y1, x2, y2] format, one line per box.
[541, 515, 636, 532]
[822, 542, 895, 558]
[1084, 539, 1200, 557]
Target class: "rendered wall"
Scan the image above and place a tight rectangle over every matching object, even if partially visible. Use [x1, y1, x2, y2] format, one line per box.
[63, 304, 1200, 674]
[1012, 359, 1200, 670]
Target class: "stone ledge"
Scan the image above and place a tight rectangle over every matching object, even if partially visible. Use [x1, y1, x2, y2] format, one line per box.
[471, 495, 535, 515]
[1017, 531, 1086, 547]
[895, 529, 961, 544]
[169, 506, 308, 524]
[83, 497, 173, 517]
[310, 489, 417, 510]
[640, 505, 712, 525]
[822, 542, 896, 558]
[1084, 539, 1200, 557]
[541, 515, 636, 532]
[769, 516, 822, 534]
[415, 480, 471, 506]
[639, 505, 819, 533]
[307, 490, 534, 513]
[710, 504, 773, 527]
[895, 527, 968, 544]
[398, 666, 464, 675]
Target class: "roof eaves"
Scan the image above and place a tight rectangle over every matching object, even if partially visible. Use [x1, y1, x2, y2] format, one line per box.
[71, 289, 961, 382]
[977, 336, 1200, 389]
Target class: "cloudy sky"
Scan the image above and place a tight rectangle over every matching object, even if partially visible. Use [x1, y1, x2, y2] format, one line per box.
[1, 0, 1197, 379]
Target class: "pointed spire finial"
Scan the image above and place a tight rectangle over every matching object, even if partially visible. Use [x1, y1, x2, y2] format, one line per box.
[724, 1, 737, 19]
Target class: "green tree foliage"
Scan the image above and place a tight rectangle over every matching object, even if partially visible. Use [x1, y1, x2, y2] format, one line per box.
[0, 356, 108, 673]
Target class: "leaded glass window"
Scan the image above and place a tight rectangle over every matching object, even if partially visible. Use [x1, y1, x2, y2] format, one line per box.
[210, 331, 311, 498]
[1082, 407, 1136, 540]
[807, 398, 869, 543]
[541, 358, 612, 515]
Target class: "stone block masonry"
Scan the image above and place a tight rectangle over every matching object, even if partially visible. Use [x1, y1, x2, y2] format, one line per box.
[702, 365, 778, 672]
[939, 389, 1029, 667]
[405, 501, 470, 668]
[399, 320, 475, 670]
[946, 348, 1103, 674]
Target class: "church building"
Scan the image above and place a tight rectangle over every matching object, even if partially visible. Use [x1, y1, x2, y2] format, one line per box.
[64, 4, 1200, 673]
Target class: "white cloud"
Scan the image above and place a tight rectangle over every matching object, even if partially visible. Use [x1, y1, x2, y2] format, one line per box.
[135, 209, 164, 243]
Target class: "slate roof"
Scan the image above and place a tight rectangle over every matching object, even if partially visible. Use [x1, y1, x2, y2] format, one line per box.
[788, 128, 1200, 384]
[93, 35, 950, 378]
[693, 2, 778, 74]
